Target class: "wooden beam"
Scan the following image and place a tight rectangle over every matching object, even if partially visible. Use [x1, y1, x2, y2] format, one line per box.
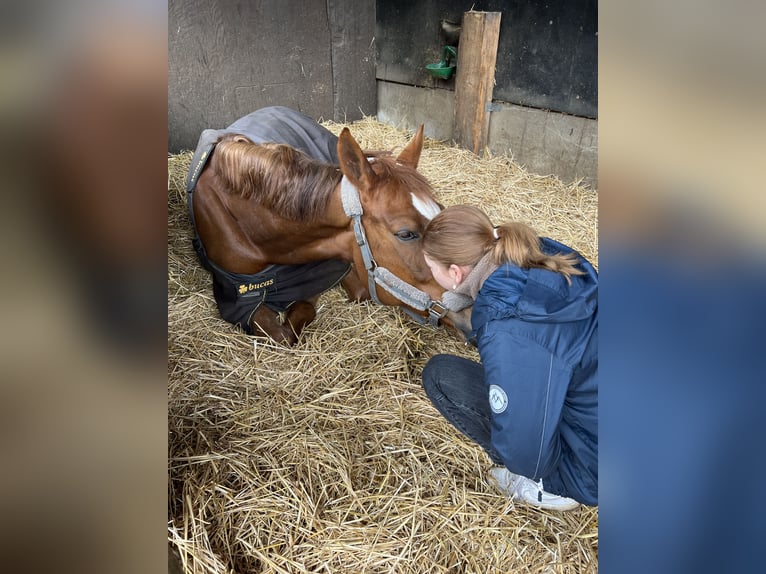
[453, 11, 502, 155]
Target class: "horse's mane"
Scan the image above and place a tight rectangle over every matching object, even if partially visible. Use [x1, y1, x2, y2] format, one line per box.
[212, 135, 437, 221]
[212, 134, 341, 221]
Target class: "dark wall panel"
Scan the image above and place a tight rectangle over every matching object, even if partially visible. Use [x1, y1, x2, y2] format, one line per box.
[376, 0, 596, 118]
[169, 0, 376, 152]
[328, 2, 378, 121]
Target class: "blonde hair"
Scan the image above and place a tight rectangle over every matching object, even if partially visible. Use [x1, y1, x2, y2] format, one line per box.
[423, 205, 585, 285]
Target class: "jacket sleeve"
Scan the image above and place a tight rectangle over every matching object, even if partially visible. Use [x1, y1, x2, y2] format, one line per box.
[479, 329, 572, 480]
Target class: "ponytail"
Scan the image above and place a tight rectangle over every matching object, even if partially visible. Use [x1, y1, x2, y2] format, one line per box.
[423, 205, 585, 285]
[491, 221, 585, 285]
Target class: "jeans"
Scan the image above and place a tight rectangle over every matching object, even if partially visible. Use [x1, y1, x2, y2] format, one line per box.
[422, 354, 503, 465]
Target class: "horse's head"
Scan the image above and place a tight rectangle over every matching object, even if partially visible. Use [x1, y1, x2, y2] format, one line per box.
[337, 126, 446, 318]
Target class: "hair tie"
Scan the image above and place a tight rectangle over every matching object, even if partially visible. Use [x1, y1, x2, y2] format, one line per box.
[492, 226, 500, 240]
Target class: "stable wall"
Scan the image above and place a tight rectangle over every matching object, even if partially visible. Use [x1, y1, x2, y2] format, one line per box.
[375, 0, 597, 188]
[168, 0, 376, 153]
[376, 0, 596, 118]
[168, 0, 597, 187]
[378, 82, 597, 189]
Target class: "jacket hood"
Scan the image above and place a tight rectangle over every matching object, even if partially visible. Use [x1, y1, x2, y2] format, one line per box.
[472, 238, 598, 327]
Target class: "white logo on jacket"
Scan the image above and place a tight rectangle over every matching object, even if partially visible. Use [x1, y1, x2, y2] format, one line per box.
[488, 385, 508, 414]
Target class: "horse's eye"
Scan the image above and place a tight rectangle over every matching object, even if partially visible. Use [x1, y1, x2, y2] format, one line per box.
[395, 230, 419, 242]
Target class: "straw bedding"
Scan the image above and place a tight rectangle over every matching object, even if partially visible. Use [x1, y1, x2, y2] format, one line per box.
[168, 116, 598, 573]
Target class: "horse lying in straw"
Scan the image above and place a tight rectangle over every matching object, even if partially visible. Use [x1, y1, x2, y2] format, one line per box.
[186, 106, 459, 345]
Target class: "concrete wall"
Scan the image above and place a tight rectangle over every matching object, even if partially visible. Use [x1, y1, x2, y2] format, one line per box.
[377, 81, 597, 189]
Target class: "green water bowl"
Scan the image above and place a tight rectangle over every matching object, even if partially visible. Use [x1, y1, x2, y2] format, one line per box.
[426, 46, 457, 80]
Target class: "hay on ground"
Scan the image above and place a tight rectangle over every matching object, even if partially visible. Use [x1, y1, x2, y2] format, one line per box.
[168, 116, 598, 573]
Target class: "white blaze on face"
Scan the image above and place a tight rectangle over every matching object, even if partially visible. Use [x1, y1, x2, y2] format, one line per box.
[410, 193, 441, 220]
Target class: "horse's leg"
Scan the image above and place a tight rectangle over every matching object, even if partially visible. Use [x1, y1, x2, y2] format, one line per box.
[250, 300, 318, 346]
[250, 306, 298, 345]
[284, 300, 317, 340]
[341, 268, 369, 302]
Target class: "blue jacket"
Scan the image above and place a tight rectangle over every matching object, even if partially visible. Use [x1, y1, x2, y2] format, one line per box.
[471, 238, 598, 505]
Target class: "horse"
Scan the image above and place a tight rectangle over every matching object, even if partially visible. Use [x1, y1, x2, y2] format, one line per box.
[186, 107, 453, 345]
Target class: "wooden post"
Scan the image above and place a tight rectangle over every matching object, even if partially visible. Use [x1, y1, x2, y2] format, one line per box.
[453, 11, 502, 155]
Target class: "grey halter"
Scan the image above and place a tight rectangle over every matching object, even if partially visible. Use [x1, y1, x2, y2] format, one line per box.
[340, 176, 448, 327]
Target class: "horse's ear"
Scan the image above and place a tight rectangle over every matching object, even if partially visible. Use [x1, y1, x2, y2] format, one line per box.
[396, 125, 424, 168]
[338, 128, 377, 189]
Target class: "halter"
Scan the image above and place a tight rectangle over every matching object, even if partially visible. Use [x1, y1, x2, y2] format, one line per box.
[340, 176, 448, 327]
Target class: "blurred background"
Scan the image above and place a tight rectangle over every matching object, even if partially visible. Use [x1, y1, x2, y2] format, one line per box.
[0, 1, 166, 573]
[0, 1, 764, 573]
[600, 2, 765, 573]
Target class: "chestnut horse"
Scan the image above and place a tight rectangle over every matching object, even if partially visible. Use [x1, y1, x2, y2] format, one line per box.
[186, 107, 449, 344]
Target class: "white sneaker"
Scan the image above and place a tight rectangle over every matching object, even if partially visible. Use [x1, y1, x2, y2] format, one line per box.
[488, 467, 580, 511]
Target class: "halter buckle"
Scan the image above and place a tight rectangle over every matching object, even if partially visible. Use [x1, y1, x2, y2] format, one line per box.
[427, 300, 449, 326]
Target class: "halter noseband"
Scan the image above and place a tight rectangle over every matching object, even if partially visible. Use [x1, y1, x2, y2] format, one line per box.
[340, 176, 448, 327]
